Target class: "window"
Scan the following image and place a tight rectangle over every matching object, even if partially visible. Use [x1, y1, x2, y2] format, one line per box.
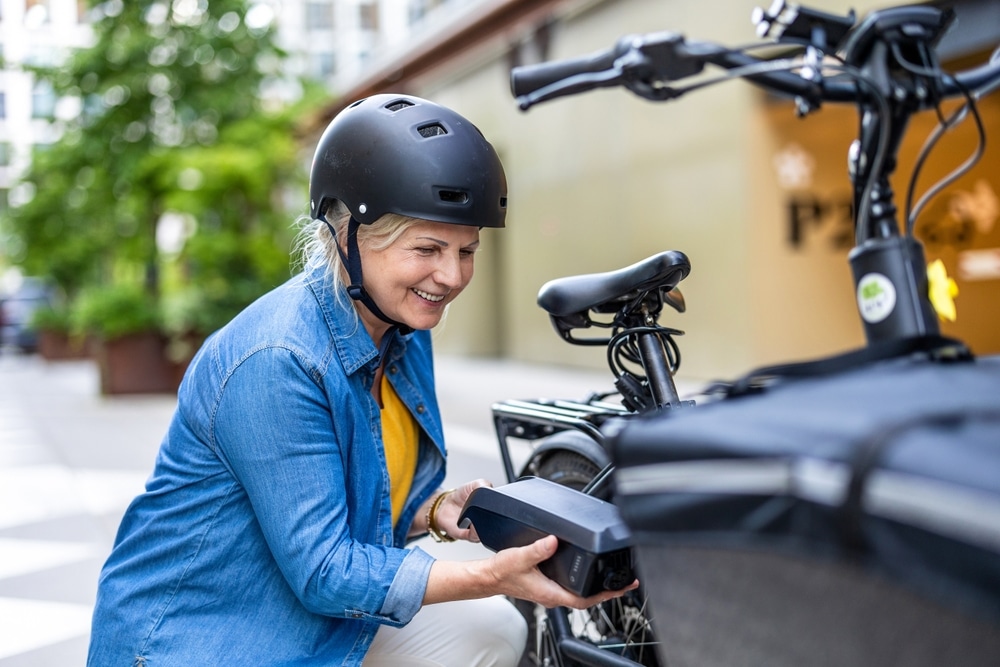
[314, 51, 336, 79]
[305, 2, 334, 31]
[32, 80, 56, 119]
[0, 92, 6, 119]
[0, 143, 11, 166]
[24, 45, 57, 68]
[359, 2, 379, 31]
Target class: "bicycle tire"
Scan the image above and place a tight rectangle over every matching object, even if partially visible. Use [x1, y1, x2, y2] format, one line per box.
[535, 450, 611, 499]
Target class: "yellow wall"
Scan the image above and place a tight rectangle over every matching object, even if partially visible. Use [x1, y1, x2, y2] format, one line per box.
[412, 0, 999, 385]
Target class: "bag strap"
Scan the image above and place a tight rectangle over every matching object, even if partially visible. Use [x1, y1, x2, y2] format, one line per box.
[839, 407, 1000, 555]
[708, 334, 973, 399]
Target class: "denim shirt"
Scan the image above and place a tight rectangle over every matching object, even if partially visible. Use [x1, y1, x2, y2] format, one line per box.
[87, 260, 447, 666]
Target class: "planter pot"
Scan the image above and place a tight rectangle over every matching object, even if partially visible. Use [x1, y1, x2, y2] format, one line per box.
[38, 329, 90, 361]
[95, 331, 176, 395]
[93, 331, 204, 395]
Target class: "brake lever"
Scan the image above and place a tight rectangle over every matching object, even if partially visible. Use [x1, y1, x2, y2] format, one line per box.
[619, 52, 684, 101]
[618, 32, 705, 101]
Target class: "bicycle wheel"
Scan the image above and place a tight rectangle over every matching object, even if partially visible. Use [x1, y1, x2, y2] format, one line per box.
[517, 449, 663, 667]
[534, 450, 610, 499]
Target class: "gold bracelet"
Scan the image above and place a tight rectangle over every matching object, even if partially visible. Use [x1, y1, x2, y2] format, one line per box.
[426, 489, 456, 543]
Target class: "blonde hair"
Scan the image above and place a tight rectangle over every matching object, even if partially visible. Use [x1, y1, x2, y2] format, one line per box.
[293, 201, 422, 308]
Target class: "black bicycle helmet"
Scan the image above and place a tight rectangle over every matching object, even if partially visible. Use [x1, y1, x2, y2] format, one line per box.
[308, 94, 507, 341]
[309, 93, 507, 228]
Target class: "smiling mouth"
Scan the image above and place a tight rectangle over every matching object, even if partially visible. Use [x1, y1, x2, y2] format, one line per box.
[413, 288, 445, 303]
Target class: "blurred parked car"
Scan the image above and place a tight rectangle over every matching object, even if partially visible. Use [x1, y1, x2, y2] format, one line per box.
[0, 279, 53, 353]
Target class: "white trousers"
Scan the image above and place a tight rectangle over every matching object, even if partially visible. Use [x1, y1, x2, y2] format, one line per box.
[363, 596, 527, 667]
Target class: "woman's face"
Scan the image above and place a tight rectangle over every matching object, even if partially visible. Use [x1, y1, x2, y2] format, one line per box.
[357, 220, 481, 340]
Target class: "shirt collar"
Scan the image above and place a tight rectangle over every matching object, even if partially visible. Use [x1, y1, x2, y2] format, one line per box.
[303, 259, 408, 376]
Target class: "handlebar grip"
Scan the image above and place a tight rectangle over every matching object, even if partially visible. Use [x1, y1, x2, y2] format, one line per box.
[510, 37, 633, 98]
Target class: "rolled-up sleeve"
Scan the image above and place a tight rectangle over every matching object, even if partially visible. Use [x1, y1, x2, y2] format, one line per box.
[376, 546, 435, 624]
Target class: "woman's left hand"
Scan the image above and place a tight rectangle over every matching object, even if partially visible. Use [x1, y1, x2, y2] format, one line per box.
[435, 479, 491, 543]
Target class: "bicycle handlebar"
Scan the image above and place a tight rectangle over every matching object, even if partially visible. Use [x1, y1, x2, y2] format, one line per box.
[510, 5, 1000, 111]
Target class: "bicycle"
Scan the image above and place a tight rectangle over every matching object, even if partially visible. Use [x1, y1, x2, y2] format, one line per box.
[490, 250, 694, 667]
[468, 2, 1000, 666]
[492, 251, 694, 667]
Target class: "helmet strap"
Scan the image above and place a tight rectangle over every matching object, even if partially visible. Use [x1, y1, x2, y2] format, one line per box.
[328, 216, 414, 336]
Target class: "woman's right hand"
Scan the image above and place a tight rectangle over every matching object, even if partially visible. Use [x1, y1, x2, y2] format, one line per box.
[422, 534, 637, 607]
[483, 535, 638, 609]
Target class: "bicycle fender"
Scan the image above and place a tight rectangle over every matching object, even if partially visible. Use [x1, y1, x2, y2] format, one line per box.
[528, 430, 610, 471]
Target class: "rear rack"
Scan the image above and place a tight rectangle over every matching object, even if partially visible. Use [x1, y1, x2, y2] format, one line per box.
[492, 397, 630, 482]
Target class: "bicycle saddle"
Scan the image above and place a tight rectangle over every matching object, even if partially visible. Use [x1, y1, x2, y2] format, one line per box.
[537, 250, 690, 317]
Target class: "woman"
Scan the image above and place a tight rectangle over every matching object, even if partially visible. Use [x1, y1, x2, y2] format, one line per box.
[87, 94, 634, 666]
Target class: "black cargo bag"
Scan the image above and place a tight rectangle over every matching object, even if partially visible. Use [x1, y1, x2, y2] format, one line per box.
[610, 354, 1000, 667]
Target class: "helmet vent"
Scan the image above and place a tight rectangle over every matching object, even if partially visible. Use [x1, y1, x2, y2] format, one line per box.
[417, 123, 448, 138]
[437, 189, 469, 204]
[385, 100, 414, 112]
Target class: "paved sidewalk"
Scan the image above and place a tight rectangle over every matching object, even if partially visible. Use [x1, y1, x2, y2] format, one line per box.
[0, 351, 628, 665]
[0, 355, 171, 665]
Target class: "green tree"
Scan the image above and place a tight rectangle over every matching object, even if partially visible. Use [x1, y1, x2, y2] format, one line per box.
[4, 0, 320, 339]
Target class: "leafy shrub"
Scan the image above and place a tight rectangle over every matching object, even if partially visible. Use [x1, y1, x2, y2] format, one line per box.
[70, 284, 161, 340]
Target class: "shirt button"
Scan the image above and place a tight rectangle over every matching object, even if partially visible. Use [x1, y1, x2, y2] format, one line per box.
[389, 366, 398, 374]
[416, 404, 425, 414]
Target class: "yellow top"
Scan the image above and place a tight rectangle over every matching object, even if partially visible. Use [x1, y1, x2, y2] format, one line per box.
[380, 373, 418, 526]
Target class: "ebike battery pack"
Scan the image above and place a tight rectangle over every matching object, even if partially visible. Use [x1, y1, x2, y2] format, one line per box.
[458, 476, 635, 597]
